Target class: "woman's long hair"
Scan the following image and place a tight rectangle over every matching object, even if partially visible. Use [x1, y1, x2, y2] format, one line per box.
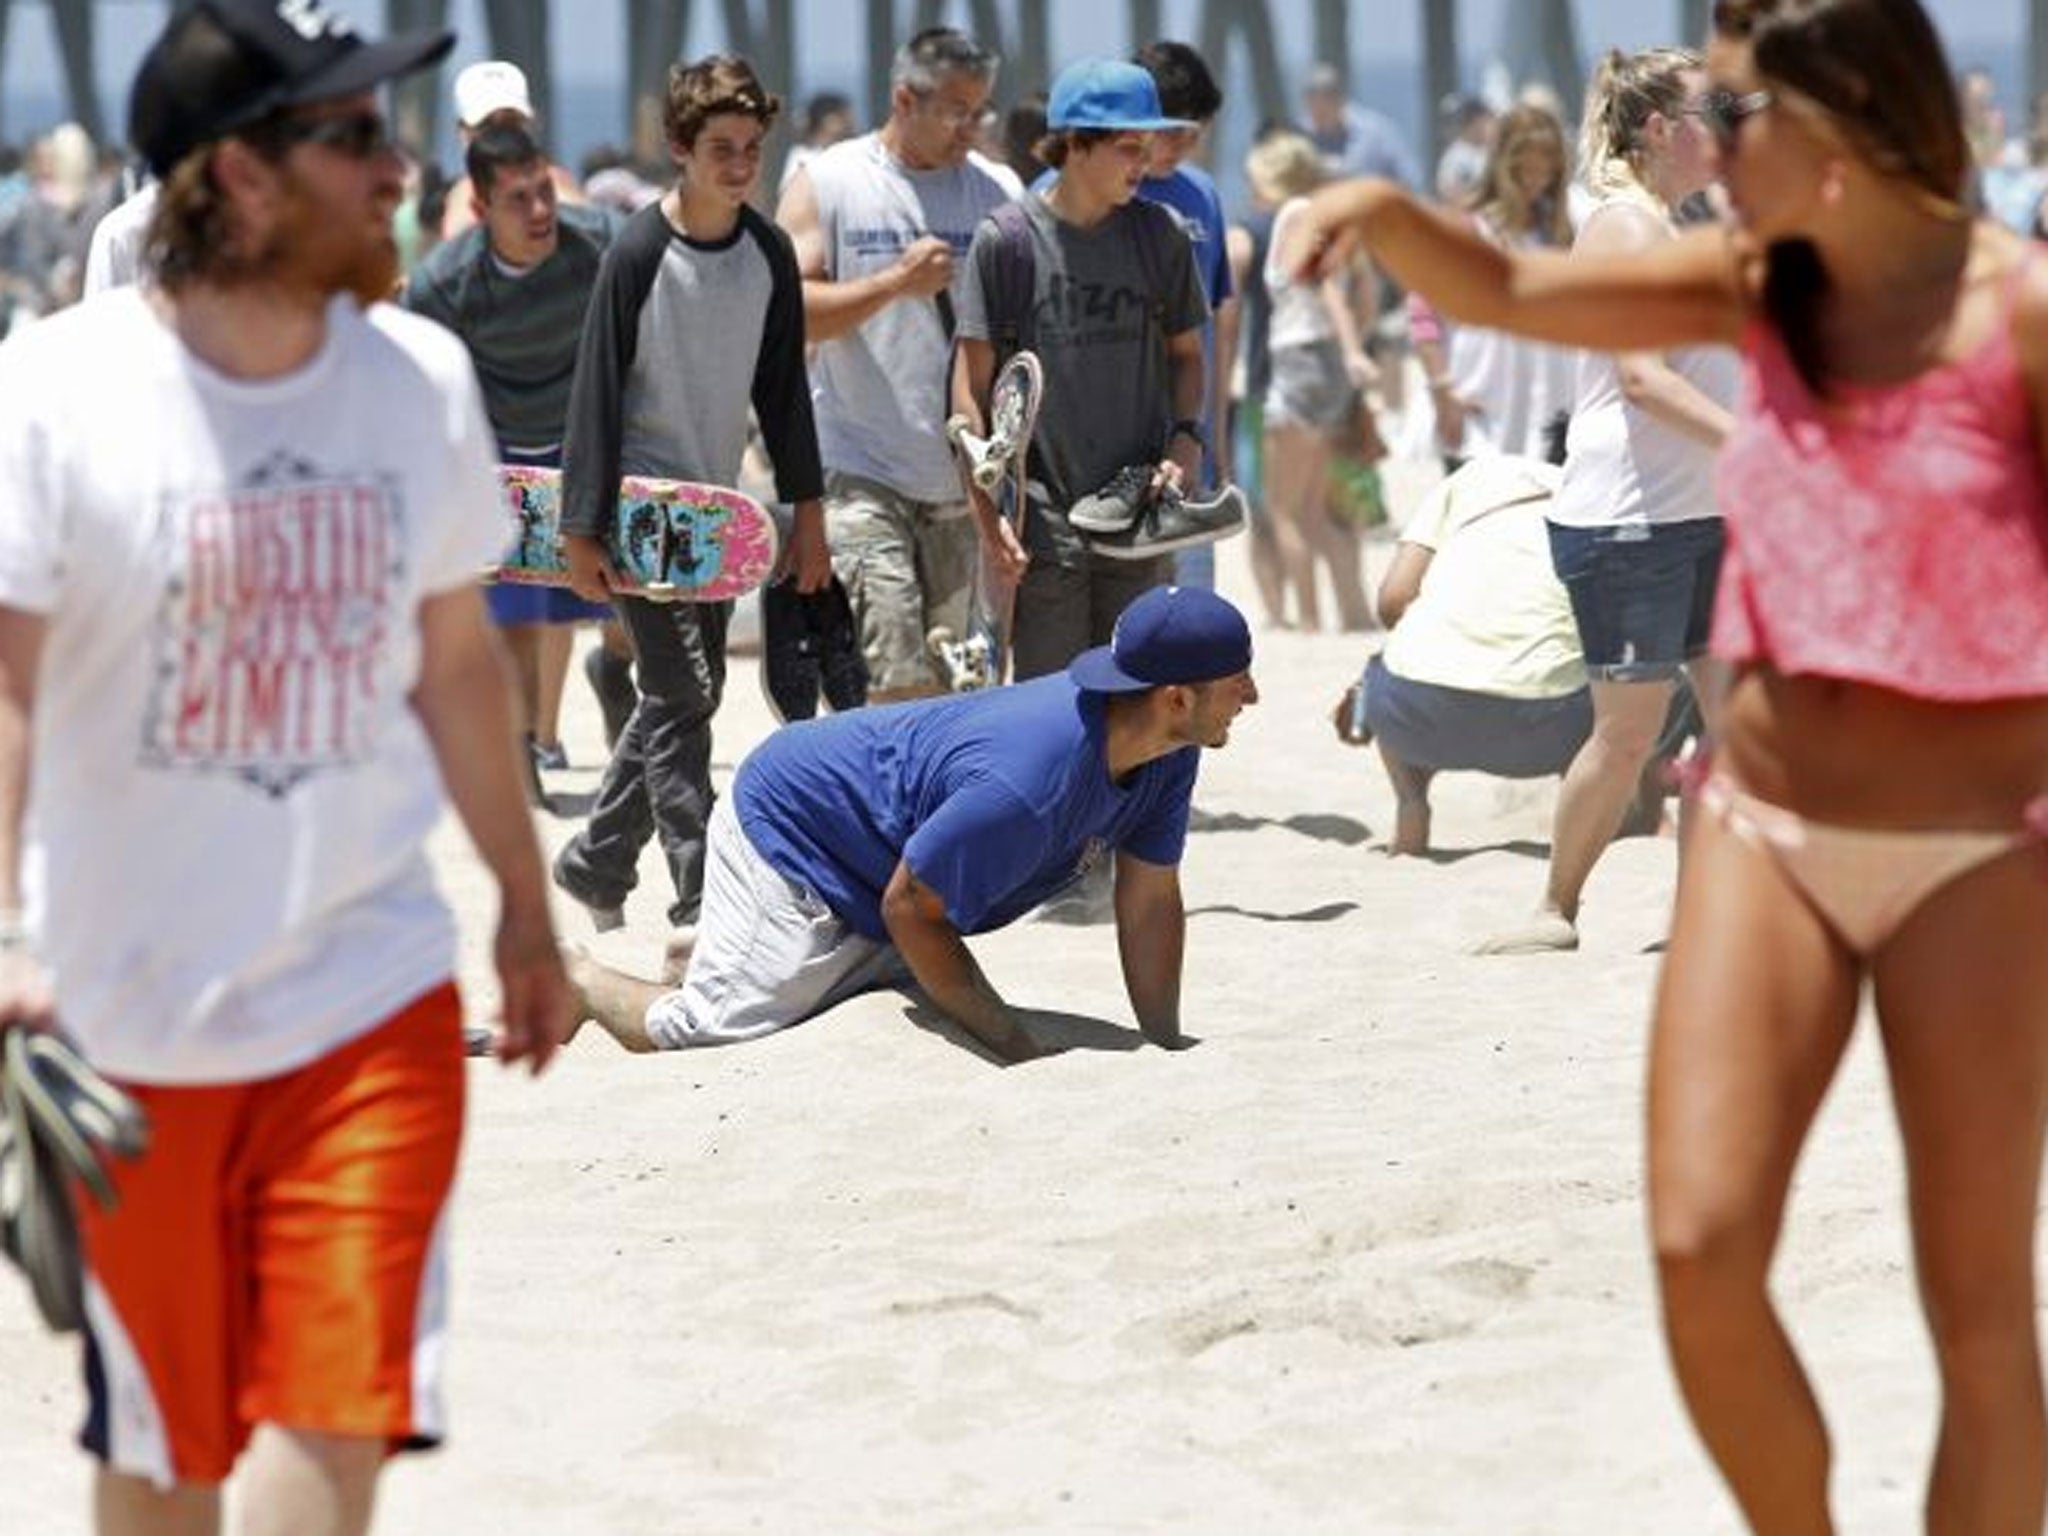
[1713, 0, 1971, 392]
[1472, 104, 1573, 247]
[1577, 47, 1701, 217]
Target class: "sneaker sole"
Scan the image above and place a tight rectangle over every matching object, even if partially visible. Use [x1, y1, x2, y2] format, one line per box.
[1089, 511, 1248, 560]
[1087, 485, 1249, 560]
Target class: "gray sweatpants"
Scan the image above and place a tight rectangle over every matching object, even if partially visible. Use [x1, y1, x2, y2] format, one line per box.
[644, 797, 912, 1049]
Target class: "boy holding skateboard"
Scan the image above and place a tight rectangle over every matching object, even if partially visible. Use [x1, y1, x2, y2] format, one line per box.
[400, 119, 618, 793]
[949, 58, 1212, 680]
[553, 54, 831, 931]
[0, 2, 572, 1529]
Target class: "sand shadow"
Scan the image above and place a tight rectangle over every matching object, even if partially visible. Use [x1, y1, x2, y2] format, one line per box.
[900, 1001, 1155, 1064]
[1186, 901, 1359, 924]
[1189, 809, 1375, 847]
[1414, 839, 1550, 865]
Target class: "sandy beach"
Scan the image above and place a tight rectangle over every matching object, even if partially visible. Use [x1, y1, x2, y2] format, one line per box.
[0, 538, 1942, 1534]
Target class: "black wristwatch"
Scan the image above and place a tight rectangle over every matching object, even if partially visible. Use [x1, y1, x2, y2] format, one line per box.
[1168, 418, 1206, 450]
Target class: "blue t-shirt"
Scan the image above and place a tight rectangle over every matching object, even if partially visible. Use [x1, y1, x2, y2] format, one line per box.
[732, 674, 1200, 942]
[1138, 167, 1232, 490]
[1138, 165, 1233, 310]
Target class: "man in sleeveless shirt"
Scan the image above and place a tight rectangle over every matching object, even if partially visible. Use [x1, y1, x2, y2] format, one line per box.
[775, 27, 1020, 702]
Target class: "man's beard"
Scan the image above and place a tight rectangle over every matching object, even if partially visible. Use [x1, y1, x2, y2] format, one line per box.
[342, 233, 402, 306]
[253, 173, 402, 306]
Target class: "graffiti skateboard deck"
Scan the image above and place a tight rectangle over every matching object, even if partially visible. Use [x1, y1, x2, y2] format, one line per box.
[931, 349, 1043, 690]
[487, 466, 779, 602]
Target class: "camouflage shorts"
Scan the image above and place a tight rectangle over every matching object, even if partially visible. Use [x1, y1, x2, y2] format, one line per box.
[825, 472, 975, 695]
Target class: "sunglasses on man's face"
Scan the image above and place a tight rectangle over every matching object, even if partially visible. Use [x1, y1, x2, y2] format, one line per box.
[252, 110, 395, 161]
[1690, 89, 1773, 153]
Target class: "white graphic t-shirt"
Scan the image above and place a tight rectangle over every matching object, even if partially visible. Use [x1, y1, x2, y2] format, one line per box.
[0, 290, 507, 1083]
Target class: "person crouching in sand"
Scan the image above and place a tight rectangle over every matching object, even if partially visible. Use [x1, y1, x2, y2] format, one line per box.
[568, 586, 1256, 1063]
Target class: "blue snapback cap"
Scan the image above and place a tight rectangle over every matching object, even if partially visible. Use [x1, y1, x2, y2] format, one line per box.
[1068, 586, 1252, 694]
[1046, 59, 1192, 133]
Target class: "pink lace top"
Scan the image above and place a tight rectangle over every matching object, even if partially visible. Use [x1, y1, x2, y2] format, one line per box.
[1713, 292, 2048, 700]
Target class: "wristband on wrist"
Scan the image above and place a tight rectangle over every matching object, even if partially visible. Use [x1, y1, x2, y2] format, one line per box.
[1168, 418, 1206, 450]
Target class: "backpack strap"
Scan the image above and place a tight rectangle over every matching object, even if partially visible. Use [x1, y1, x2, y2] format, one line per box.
[1129, 201, 1183, 454]
[985, 199, 1037, 362]
[1131, 200, 1174, 335]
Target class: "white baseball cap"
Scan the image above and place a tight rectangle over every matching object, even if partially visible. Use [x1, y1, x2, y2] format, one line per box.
[454, 60, 532, 128]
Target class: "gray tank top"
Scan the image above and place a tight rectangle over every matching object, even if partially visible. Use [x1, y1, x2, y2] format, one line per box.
[806, 133, 1017, 503]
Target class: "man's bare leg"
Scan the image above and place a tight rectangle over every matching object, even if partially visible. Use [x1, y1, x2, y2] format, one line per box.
[498, 623, 542, 739]
[532, 625, 575, 757]
[97, 1472, 220, 1536]
[235, 1427, 382, 1536]
[868, 685, 939, 705]
[1376, 745, 1434, 857]
[565, 948, 669, 1053]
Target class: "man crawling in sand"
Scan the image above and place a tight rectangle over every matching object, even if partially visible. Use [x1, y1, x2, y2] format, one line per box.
[565, 586, 1257, 1063]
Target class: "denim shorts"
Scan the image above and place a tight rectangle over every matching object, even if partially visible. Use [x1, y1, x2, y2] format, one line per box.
[1265, 339, 1359, 436]
[1361, 654, 1592, 777]
[1545, 517, 1725, 683]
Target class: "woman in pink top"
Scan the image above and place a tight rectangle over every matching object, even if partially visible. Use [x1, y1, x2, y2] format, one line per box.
[1288, 0, 2048, 1529]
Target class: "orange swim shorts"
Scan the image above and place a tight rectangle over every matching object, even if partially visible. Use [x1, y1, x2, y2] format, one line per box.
[76, 983, 466, 1488]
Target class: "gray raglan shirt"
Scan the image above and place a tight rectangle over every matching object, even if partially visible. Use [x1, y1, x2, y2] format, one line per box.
[560, 200, 822, 537]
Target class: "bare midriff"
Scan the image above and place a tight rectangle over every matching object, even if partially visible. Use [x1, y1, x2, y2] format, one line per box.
[1715, 666, 2048, 829]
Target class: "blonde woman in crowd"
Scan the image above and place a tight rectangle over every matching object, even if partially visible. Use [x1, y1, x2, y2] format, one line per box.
[1410, 104, 1580, 467]
[1478, 48, 1737, 954]
[1255, 131, 1376, 631]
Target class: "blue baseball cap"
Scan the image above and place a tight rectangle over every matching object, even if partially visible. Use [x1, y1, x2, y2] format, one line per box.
[1069, 587, 1252, 694]
[1046, 59, 1192, 133]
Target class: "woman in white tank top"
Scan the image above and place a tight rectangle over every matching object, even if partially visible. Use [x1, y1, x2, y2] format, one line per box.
[1479, 48, 1739, 954]
[1410, 104, 1579, 467]
[1255, 131, 1377, 630]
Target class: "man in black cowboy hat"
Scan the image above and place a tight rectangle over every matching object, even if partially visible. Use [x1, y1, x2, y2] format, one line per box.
[0, 4, 572, 1530]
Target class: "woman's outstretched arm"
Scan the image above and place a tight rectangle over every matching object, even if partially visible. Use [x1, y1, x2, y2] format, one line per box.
[1284, 178, 1751, 355]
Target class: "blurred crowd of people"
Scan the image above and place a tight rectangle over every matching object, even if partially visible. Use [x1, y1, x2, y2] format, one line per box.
[19, 33, 2048, 907]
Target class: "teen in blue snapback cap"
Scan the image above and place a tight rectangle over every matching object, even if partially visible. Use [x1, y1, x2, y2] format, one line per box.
[1046, 58, 1193, 132]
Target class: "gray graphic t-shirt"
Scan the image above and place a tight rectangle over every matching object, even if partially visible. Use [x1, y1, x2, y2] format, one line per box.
[955, 191, 1205, 559]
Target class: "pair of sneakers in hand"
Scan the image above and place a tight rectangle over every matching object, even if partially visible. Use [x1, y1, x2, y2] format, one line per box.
[762, 576, 867, 723]
[1067, 465, 1249, 559]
